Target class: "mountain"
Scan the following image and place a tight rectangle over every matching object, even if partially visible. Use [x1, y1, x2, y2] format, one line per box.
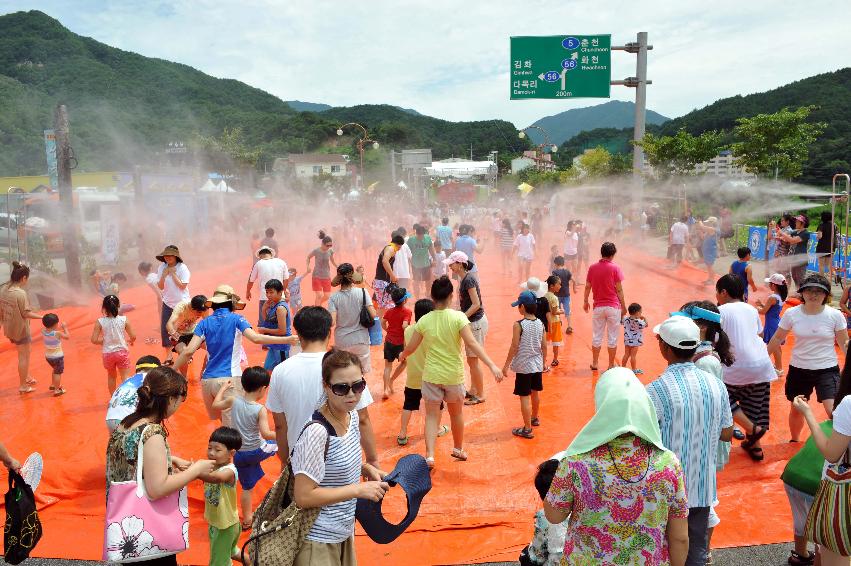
[0, 10, 527, 178]
[527, 100, 669, 146]
[658, 68, 851, 185]
[286, 100, 332, 112]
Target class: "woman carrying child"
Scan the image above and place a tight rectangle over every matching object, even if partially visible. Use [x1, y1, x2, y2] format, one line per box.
[92, 295, 136, 395]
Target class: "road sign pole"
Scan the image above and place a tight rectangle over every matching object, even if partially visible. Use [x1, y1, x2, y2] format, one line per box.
[632, 32, 648, 176]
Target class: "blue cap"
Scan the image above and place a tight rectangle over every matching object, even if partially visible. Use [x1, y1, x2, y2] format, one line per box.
[511, 290, 537, 307]
[671, 305, 721, 324]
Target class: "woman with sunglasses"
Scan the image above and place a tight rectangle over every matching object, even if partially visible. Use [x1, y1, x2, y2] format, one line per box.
[105, 367, 215, 565]
[292, 349, 389, 566]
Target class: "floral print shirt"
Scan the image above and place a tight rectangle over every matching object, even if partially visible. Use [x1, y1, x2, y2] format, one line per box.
[106, 424, 172, 498]
[545, 434, 688, 565]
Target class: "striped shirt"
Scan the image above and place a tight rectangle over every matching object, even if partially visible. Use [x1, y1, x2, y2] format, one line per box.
[510, 318, 544, 374]
[646, 362, 733, 508]
[291, 410, 362, 543]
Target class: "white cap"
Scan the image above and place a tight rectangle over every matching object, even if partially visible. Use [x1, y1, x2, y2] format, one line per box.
[520, 277, 547, 298]
[765, 273, 787, 286]
[653, 316, 700, 349]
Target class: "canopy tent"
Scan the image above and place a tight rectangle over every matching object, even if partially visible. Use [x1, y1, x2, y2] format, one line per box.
[425, 160, 496, 179]
[199, 179, 237, 193]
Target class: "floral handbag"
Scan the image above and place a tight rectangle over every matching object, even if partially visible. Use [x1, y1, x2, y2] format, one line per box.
[805, 450, 851, 555]
[103, 426, 189, 562]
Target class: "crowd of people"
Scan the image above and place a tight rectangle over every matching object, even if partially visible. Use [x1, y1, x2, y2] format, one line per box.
[3, 202, 851, 566]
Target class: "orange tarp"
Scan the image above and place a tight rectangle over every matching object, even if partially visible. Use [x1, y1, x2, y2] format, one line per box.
[0, 236, 811, 564]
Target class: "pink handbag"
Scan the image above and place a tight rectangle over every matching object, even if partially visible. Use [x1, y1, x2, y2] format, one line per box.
[103, 426, 189, 562]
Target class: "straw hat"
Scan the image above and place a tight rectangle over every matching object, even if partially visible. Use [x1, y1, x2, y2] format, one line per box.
[331, 263, 364, 286]
[204, 284, 246, 310]
[156, 245, 183, 263]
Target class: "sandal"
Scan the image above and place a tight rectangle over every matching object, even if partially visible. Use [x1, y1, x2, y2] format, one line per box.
[744, 445, 765, 462]
[53, 387, 66, 397]
[634, 369, 644, 375]
[18, 386, 35, 394]
[531, 417, 540, 427]
[241, 516, 253, 531]
[437, 425, 450, 437]
[464, 395, 484, 406]
[450, 448, 468, 461]
[25, 377, 37, 385]
[590, 364, 599, 371]
[396, 435, 409, 446]
[49, 385, 56, 390]
[566, 327, 573, 334]
[742, 425, 768, 449]
[512, 427, 535, 439]
[426, 457, 435, 470]
[788, 550, 815, 565]
[550, 360, 559, 367]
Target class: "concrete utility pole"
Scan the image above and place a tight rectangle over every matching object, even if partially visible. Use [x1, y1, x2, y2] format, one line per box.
[632, 32, 649, 174]
[54, 104, 81, 288]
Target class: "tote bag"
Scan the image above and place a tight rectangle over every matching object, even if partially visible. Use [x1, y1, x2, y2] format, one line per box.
[805, 451, 851, 555]
[103, 426, 189, 562]
[4, 469, 43, 565]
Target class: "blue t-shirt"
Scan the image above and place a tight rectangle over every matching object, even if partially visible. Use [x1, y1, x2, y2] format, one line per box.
[436, 225, 453, 251]
[731, 260, 749, 298]
[194, 309, 252, 378]
[454, 235, 478, 272]
[260, 299, 291, 354]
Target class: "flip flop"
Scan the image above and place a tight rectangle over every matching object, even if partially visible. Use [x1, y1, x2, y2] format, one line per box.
[550, 360, 559, 367]
[437, 425, 450, 437]
[450, 448, 468, 461]
[396, 435, 408, 446]
[426, 457, 435, 470]
[512, 427, 535, 439]
[566, 327, 573, 334]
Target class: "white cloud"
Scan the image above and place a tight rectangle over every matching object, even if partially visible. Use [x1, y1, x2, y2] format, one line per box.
[5, 0, 848, 127]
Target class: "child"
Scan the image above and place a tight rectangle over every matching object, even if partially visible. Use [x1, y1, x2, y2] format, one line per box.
[382, 286, 413, 399]
[391, 298, 448, 445]
[41, 313, 70, 396]
[513, 223, 536, 281]
[544, 276, 564, 368]
[255, 279, 291, 371]
[286, 266, 309, 314]
[211, 367, 278, 531]
[551, 256, 577, 334]
[105, 355, 161, 432]
[621, 303, 647, 374]
[730, 246, 757, 302]
[91, 295, 136, 394]
[432, 242, 447, 279]
[520, 455, 567, 566]
[200, 426, 241, 566]
[756, 273, 788, 375]
[503, 290, 546, 439]
[92, 271, 135, 312]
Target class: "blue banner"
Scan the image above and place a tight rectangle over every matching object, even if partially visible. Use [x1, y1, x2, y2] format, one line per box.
[747, 225, 850, 275]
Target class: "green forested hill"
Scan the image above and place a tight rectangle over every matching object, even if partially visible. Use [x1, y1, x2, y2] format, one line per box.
[0, 10, 527, 177]
[659, 68, 851, 184]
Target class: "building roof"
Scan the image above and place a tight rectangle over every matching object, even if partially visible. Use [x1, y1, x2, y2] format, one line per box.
[287, 153, 348, 164]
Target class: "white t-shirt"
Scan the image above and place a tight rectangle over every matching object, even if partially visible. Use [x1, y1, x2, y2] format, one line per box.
[514, 233, 536, 260]
[826, 396, 851, 478]
[156, 262, 191, 308]
[394, 244, 412, 278]
[145, 272, 159, 288]
[779, 305, 847, 370]
[670, 222, 689, 245]
[249, 257, 289, 293]
[563, 232, 579, 256]
[265, 352, 373, 451]
[719, 301, 776, 385]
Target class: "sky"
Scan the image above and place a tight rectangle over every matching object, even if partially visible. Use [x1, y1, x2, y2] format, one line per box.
[2, 1, 848, 127]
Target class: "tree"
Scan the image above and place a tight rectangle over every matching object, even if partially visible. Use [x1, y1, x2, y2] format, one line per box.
[196, 127, 261, 189]
[636, 128, 724, 176]
[730, 106, 826, 179]
[575, 147, 612, 178]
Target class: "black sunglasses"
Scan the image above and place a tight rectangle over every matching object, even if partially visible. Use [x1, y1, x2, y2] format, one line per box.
[330, 379, 367, 397]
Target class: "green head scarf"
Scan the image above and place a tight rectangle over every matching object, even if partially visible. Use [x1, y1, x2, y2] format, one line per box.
[565, 367, 665, 457]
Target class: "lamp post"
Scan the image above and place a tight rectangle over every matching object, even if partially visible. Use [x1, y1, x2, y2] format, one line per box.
[518, 126, 558, 159]
[336, 123, 380, 188]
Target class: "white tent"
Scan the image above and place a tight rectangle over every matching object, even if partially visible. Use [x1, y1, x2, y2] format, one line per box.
[199, 179, 237, 193]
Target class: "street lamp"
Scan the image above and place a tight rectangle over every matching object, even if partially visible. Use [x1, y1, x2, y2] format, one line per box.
[518, 126, 558, 156]
[336, 123, 379, 188]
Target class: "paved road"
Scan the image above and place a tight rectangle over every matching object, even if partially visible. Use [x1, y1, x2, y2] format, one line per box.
[21, 543, 794, 566]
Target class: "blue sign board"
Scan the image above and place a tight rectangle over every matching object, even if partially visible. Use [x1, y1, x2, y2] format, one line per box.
[747, 225, 849, 273]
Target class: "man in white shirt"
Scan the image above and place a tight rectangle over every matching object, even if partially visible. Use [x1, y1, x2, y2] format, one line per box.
[155, 245, 190, 356]
[246, 245, 289, 323]
[394, 240, 413, 292]
[266, 306, 378, 466]
[669, 217, 690, 267]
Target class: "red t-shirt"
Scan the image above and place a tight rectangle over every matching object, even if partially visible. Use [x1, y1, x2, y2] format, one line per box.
[585, 258, 624, 309]
[383, 306, 412, 345]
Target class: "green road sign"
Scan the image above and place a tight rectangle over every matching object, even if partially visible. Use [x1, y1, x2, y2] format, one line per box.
[510, 35, 611, 99]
